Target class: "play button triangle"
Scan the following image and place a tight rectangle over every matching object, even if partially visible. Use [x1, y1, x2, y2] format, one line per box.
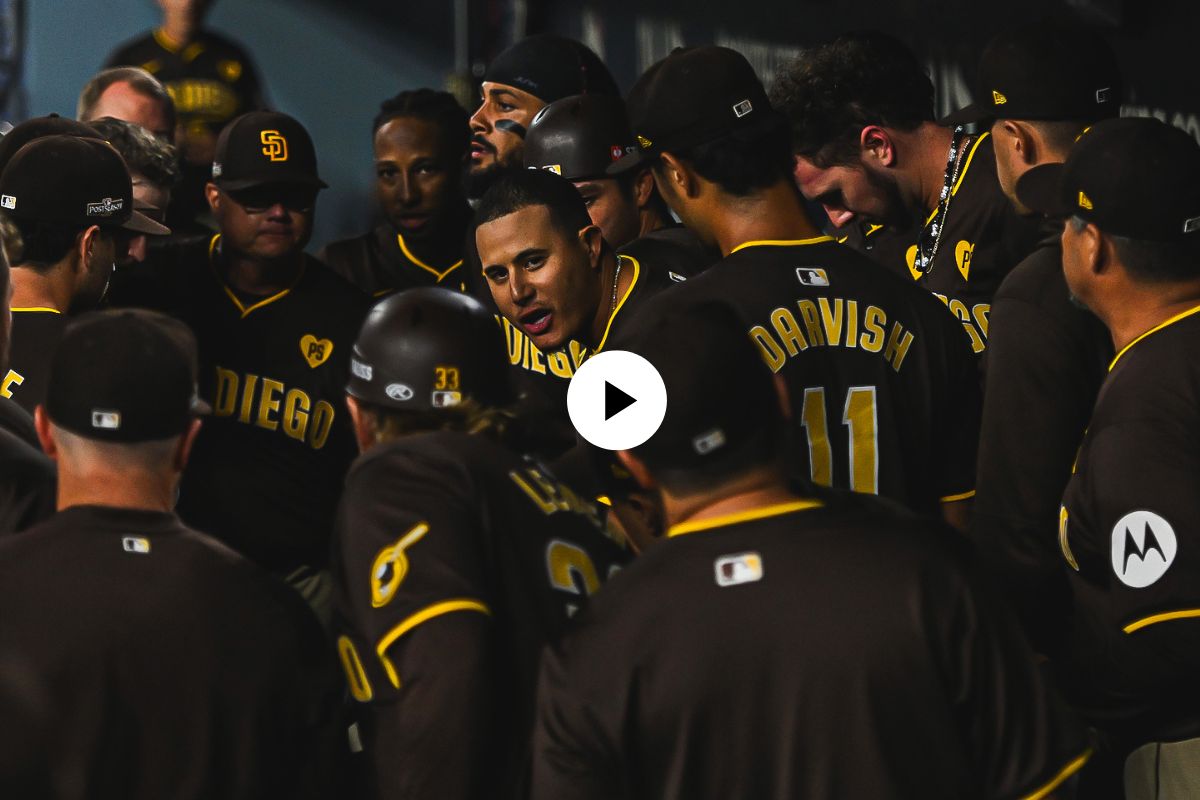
[604, 380, 637, 420]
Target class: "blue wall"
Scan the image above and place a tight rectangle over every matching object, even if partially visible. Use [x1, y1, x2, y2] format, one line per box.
[22, 0, 453, 249]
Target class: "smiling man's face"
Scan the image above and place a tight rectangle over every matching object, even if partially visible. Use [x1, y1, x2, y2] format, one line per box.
[476, 203, 602, 353]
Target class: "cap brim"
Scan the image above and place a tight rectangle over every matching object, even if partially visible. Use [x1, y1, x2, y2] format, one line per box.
[1015, 162, 1069, 216]
[190, 396, 212, 416]
[215, 174, 329, 191]
[120, 209, 171, 236]
[606, 149, 650, 176]
[939, 102, 992, 127]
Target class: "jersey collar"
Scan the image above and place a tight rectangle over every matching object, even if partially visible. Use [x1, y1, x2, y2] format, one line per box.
[1109, 302, 1200, 371]
[208, 234, 304, 319]
[395, 231, 463, 282]
[593, 253, 641, 354]
[667, 499, 824, 538]
[729, 236, 834, 254]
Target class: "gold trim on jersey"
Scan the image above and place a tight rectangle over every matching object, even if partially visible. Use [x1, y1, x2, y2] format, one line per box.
[667, 499, 823, 538]
[396, 232, 463, 282]
[922, 131, 991, 227]
[10, 307, 62, 314]
[730, 236, 835, 254]
[939, 489, 976, 503]
[1123, 608, 1200, 634]
[208, 234, 302, 318]
[594, 253, 641, 354]
[376, 598, 491, 688]
[152, 27, 183, 54]
[1108, 303, 1200, 372]
[1019, 748, 1091, 800]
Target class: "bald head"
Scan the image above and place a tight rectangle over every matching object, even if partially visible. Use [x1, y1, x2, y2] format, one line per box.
[78, 67, 175, 143]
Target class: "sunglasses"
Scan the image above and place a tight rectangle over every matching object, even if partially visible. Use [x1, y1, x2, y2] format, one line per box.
[227, 186, 318, 213]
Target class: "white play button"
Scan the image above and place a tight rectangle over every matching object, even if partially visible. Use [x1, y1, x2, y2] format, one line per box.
[567, 350, 667, 451]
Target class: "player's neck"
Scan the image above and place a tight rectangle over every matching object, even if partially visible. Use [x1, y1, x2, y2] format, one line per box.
[639, 207, 671, 239]
[159, 16, 199, 49]
[1101, 281, 1200, 354]
[588, 248, 627, 348]
[57, 470, 178, 514]
[11, 264, 71, 313]
[711, 180, 824, 256]
[662, 467, 801, 533]
[914, 122, 957, 215]
[219, 249, 303, 297]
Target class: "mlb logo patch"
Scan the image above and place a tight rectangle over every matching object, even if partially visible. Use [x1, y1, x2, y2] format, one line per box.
[91, 409, 121, 430]
[796, 267, 830, 287]
[431, 390, 462, 408]
[715, 552, 763, 587]
[0, 194, 15, 209]
[1184, 216, 1200, 234]
[732, 99, 753, 118]
[122, 537, 151, 555]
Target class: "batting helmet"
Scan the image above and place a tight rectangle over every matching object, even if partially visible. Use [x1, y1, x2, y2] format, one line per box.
[524, 94, 637, 181]
[346, 288, 513, 411]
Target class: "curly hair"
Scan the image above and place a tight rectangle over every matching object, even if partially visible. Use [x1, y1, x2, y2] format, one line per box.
[87, 116, 180, 187]
[770, 32, 935, 168]
[372, 88, 471, 161]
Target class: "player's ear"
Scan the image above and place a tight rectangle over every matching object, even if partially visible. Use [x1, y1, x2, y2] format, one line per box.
[33, 406, 57, 460]
[658, 152, 696, 199]
[174, 418, 203, 472]
[204, 183, 222, 214]
[76, 225, 102, 272]
[860, 126, 895, 167]
[615, 449, 657, 491]
[577, 224, 604, 270]
[633, 168, 656, 209]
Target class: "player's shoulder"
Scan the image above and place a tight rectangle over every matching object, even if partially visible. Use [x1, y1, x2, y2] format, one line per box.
[1107, 310, 1200, 391]
[618, 226, 718, 279]
[0, 425, 52, 480]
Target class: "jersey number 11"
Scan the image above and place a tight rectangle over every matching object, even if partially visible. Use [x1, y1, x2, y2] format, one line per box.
[800, 385, 879, 494]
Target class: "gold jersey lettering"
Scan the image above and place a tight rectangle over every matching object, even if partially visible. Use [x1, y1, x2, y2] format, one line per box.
[0, 369, 24, 399]
[209, 366, 334, 450]
[747, 298, 917, 373]
[509, 467, 602, 527]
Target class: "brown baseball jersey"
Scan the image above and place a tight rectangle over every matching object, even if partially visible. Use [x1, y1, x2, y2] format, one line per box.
[320, 219, 471, 298]
[972, 224, 1113, 652]
[1058, 305, 1200, 745]
[331, 429, 630, 799]
[621, 236, 981, 514]
[0, 505, 341, 799]
[532, 495, 1090, 799]
[841, 133, 1041, 353]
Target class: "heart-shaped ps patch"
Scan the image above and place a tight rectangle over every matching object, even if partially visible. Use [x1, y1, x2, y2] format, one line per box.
[300, 335, 333, 368]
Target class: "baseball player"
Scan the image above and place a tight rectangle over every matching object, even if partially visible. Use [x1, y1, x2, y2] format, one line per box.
[1020, 118, 1200, 797]
[0, 309, 339, 798]
[0, 219, 53, 534]
[773, 32, 1042, 353]
[475, 168, 685, 463]
[0, 134, 170, 415]
[523, 93, 716, 277]
[331, 287, 629, 799]
[466, 33, 618, 201]
[615, 46, 981, 524]
[948, 25, 1121, 652]
[108, 111, 369, 619]
[321, 89, 473, 297]
[531, 298, 1089, 800]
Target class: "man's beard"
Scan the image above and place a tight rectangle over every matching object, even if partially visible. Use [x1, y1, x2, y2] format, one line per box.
[866, 166, 917, 230]
[464, 149, 525, 201]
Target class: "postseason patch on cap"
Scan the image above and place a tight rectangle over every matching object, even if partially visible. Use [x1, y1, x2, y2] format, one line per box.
[86, 197, 124, 217]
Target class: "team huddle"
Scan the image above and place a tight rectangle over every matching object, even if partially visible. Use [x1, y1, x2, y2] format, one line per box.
[0, 5, 1195, 799]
